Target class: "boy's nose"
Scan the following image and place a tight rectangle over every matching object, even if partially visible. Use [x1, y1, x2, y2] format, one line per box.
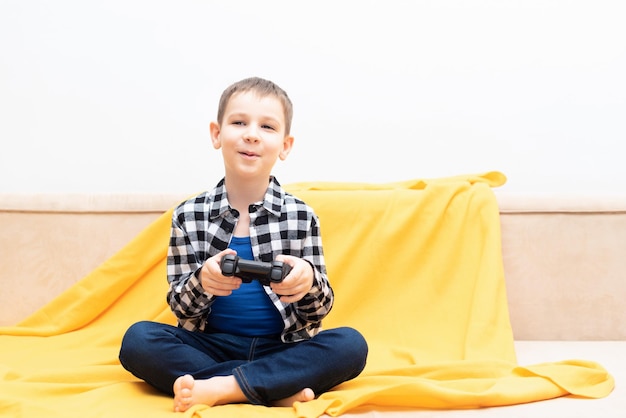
[243, 125, 260, 142]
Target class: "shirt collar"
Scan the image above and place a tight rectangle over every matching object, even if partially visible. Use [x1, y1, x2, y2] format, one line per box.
[208, 176, 285, 220]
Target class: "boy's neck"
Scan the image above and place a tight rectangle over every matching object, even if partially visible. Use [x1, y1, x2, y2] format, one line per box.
[224, 175, 270, 212]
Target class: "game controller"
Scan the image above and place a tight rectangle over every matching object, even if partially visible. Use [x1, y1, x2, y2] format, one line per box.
[220, 254, 292, 286]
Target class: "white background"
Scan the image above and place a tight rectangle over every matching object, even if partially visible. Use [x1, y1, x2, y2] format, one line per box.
[1, 0, 624, 195]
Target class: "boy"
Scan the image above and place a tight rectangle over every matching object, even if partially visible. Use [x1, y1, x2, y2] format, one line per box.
[119, 77, 368, 412]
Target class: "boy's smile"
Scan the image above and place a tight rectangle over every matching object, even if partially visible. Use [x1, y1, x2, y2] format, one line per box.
[239, 149, 260, 159]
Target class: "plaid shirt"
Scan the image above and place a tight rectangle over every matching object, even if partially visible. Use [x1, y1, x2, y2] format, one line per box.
[166, 176, 334, 343]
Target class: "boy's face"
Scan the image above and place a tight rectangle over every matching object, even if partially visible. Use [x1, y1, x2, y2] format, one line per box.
[211, 91, 293, 182]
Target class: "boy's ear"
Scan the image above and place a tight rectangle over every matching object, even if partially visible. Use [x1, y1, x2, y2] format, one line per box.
[210, 122, 221, 149]
[279, 135, 294, 160]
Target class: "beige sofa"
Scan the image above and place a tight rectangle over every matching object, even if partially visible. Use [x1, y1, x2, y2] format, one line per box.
[1, 191, 624, 416]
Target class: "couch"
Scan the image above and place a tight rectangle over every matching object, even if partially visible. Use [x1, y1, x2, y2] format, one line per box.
[1, 174, 624, 417]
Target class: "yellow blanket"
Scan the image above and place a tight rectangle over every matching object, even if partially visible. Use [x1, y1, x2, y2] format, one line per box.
[0, 172, 614, 418]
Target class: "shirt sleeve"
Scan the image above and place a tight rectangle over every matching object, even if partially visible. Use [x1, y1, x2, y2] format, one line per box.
[287, 212, 335, 338]
[166, 209, 214, 331]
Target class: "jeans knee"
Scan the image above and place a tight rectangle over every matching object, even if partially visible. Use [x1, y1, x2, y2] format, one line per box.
[339, 326, 368, 351]
[119, 320, 154, 365]
[333, 327, 369, 371]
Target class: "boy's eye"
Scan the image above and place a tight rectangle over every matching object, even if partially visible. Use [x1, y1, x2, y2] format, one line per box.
[232, 121, 245, 126]
[262, 124, 276, 130]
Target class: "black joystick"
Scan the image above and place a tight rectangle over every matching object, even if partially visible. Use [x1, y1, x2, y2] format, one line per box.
[220, 254, 292, 286]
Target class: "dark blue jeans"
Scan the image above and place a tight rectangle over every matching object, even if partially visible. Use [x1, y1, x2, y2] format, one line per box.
[118, 321, 368, 405]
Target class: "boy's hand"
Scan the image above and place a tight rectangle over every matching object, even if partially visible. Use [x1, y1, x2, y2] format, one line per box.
[271, 255, 314, 303]
[200, 249, 241, 296]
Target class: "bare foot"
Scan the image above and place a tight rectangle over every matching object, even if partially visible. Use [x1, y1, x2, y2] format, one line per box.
[173, 374, 246, 412]
[173, 374, 314, 412]
[173, 374, 198, 412]
[272, 388, 316, 407]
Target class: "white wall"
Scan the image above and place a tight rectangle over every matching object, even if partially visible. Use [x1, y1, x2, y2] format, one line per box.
[1, 0, 625, 195]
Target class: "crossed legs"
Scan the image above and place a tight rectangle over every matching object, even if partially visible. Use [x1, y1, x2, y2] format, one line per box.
[119, 321, 368, 411]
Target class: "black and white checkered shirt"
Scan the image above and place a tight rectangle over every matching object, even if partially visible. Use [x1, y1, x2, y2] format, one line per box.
[166, 176, 334, 343]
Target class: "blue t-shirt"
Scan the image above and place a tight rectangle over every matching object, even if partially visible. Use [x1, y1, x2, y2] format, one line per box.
[206, 236, 284, 337]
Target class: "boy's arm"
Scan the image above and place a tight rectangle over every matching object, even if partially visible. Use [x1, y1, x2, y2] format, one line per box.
[166, 217, 214, 331]
[293, 215, 334, 321]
